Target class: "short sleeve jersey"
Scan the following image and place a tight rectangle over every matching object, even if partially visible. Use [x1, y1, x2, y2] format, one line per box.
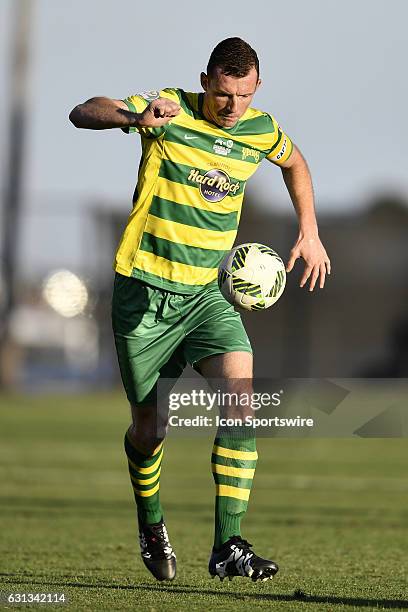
[114, 88, 294, 293]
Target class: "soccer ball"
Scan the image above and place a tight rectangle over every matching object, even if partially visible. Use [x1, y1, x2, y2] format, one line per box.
[218, 243, 286, 311]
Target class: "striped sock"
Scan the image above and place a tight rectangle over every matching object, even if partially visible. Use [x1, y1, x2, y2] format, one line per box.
[211, 436, 258, 549]
[124, 431, 164, 525]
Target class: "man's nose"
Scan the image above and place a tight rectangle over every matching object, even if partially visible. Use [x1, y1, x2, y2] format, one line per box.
[227, 96, 238, 113]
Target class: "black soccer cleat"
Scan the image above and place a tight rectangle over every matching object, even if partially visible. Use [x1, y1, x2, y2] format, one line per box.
[139, 518, 176, 581]
[209, 536, 279, 582]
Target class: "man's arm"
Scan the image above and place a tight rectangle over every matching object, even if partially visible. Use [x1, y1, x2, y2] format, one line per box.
[69, 96, 180, 130]
[279, 145, 331, 291]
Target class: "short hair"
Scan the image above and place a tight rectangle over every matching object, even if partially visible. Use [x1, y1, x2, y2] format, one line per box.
[207, 37, 260, 79]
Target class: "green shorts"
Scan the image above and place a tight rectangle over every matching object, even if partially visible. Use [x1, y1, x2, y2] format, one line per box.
[111, 273, 252, 405]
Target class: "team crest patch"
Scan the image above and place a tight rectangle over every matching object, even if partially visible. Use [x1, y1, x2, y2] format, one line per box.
[139, 90, 160, 101]
[213, 138, 233, 156]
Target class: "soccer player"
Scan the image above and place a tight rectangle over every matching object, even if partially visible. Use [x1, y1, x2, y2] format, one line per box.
[69, 37, 330, 582]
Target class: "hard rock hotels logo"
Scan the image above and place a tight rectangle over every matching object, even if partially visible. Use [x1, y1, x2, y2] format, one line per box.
[188, 168, 240, 202]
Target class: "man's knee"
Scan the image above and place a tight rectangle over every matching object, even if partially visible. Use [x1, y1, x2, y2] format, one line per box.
[198, 351, 253, 379]
[198, 352, 254, 418]
[127, 423, 165, 455]
[128, 403, 167, 454]
[218, 378, 254, 420]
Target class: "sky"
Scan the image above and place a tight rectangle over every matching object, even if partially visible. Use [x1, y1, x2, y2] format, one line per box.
[0, 0, 408, 273]
[1, 0, 408, 209]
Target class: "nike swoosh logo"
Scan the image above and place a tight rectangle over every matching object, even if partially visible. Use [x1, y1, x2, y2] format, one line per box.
[184, 135, 199, 140]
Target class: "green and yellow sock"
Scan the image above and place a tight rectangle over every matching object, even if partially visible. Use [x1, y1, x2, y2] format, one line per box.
[124, 430, 163, 525]
[212, 435, 258, 549]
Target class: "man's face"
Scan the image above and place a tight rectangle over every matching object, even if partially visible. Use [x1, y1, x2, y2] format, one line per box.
[201, 66, 261, 129]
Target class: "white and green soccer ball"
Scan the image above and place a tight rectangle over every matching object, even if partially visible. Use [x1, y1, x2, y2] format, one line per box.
[218, 243, 286, 311]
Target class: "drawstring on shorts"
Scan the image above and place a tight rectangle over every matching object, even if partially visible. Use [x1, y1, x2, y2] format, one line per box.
[155, 292, 170, 322]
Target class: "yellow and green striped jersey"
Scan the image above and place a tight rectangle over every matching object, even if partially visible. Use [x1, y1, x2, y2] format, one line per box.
[114, 87, 293, 293]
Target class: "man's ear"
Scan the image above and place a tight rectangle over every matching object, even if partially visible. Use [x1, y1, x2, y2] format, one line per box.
[256, 78, 262, 92]
[200, 72, 208, 91]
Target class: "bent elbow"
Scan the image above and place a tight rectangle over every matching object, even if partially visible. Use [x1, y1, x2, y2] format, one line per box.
[69, 105, 84, 128]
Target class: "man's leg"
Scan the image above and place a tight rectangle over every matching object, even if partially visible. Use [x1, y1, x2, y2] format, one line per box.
[199, 351, 279, 581]
[199, 352, 256, 549]
[123, 401, 177, 581]
[125, 402, 167, 526]
[112, 274, 185, 580]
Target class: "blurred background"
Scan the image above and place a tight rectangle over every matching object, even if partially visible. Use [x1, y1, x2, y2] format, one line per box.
[0, 0, 407, 389]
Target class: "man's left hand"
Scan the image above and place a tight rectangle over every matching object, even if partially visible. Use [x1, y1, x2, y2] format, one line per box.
[286, 234, 331, 291]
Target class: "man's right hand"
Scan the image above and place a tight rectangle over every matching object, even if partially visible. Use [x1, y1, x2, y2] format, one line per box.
[69, 96, 181, 131]
[137, 98, 181, 127]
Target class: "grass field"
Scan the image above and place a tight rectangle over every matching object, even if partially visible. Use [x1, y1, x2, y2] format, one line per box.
[0, 392, 407, 611]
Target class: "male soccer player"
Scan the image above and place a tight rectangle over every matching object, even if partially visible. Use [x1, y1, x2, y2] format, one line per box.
[70, 37, 330, 583]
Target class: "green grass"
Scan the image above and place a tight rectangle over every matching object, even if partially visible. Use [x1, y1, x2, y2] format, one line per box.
[0, 392, 407, 611]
